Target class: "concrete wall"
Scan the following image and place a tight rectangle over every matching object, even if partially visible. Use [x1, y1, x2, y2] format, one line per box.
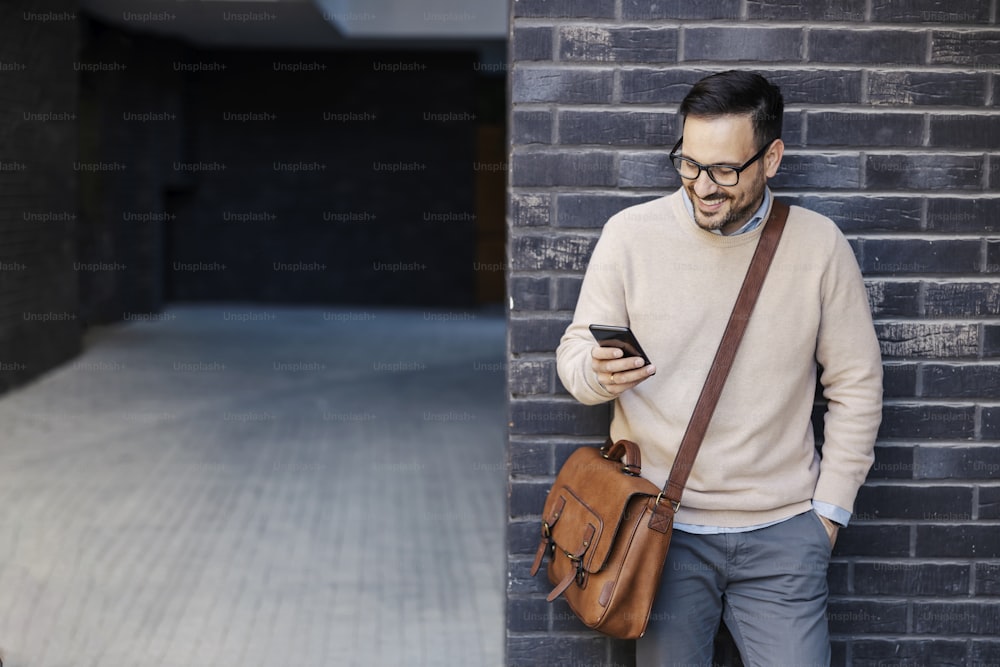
[0, 0, 82, 394]
[506, 1, 1000, 665]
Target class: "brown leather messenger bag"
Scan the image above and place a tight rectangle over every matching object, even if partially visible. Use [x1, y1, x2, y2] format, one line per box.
[531, 200, 790, 639]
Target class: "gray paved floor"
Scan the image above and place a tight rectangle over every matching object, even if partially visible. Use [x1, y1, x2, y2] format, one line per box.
[0, 305, 507, 667]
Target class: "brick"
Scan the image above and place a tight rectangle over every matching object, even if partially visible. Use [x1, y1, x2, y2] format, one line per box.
[684, 27, 804, 62]
[926, 282, 1000, 317]
[806, 111, 923, 147]
[867, 444, 915, 479]
[970, 641, 1000, 664]
[794, 196, 922, 233]
[511, 0, 615, 18]
[509, 479, 552, 518]
[917, 524, 1000, 557]
[826, 600, 908, 634]
[557, 110, 676, 147]
[851, 639, 968, 667]
[553, 276, 583, 312]
[976, 562, 1000, 595]
[620, 68, 708, 104]
[866, 153, 985, 191]
[809, 29, 927, 65]
[512, 110, 553, 145]
[748, 0, 866, 20]
[507, 636, 608, 666]
[618, 151, 681, 189]
[509, 517, 544, 554]
[559, 26, 678, 63]
[509, 358, 553, 394]
[510, 193, 551, 228]
[833, 524, 910, 557]
[862, 239, 981, 275]
[873, 0, 991, 23]
[509, 439, 551, 476]
[989, 238, 1000, 271]
[768, 154, 859, 190]
[879, 404, 977, 440]
[551, 598, 594, 631]
[556, 193, 659, 229]
[761, 69, 863, 104]
[856, 484, 973, 519]
[922, 363, 1000, 398]
[508, 556, 550, 595]
[511, 234, 597, 272]
[779, 111, 805, 147]
[509, 315, 570, 352]
[512, 67, 614, 104]
[510, 150, 616, 187]
[509, 399, 610, 436]
[876, 323, 980, 359]
[853, 562, 970, 596]
[980, 486, 1000, 519]
[831, 641, 847, 666]
[915, 446, 1000, 479]
[866, 280, 921, 318]
[984, 406, 1000, 439]
[510, 276, 551, 311]
[512, 27, 553, 62]
[828, 562, 849, 595]
[932, 31, 1000, 66]
[986, 325, 1000, 356]
[914, 602, 1000, 635]
[881, 363, 919, 398]
[928, 198, 1000, 232]
[867, 70, 988, 106]
[624, 0, 740, 19]
[931, 115, 1000, 149]
[507, 596, 550, 632]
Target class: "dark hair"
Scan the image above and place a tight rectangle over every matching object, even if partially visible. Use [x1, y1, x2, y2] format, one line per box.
[679, 71, 783, 148]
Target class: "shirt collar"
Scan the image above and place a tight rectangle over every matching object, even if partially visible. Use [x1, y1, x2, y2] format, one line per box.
[681, 187, 772, 236]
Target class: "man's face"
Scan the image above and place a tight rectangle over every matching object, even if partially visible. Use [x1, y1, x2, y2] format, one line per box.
[679, 114, 782, 235]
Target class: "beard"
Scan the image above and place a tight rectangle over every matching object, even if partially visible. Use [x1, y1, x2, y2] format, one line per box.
[686, 169, 767, 234]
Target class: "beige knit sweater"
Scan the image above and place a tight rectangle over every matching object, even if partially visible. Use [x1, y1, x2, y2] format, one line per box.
[556, 189, 883, 528]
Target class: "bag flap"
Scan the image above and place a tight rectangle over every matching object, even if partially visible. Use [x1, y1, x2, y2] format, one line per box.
[542, 446, 659, 573]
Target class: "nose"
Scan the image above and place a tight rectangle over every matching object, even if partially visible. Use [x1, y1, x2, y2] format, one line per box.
[692, 170, 720, 199]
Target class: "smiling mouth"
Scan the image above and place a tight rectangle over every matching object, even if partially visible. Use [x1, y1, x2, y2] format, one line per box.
[697, 196, 726, 211]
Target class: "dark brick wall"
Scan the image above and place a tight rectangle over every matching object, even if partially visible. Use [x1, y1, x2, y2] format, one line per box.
[0, 0, 82, 393]
[506, 2, 1000, 665]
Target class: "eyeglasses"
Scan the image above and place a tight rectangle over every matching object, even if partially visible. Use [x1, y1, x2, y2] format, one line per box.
[669, 137, 775, 187]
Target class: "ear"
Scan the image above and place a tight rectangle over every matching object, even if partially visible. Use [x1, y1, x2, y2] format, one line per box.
[763, 138, 784, 178]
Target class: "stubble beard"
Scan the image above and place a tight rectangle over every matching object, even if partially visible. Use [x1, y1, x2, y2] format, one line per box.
[687, 171, 767, 234]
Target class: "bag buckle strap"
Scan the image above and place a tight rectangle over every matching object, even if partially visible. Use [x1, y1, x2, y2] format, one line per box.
[530, 497, 567, 576]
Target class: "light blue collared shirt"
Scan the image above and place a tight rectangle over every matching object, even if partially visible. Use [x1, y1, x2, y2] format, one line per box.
[674, 187, 852, 533]
[681, 187, 771, 236]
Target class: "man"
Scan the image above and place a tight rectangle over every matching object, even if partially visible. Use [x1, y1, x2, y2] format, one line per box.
[555, 71, 883, 666]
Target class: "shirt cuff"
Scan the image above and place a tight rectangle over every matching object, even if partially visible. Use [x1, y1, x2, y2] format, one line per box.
[812, 500, 851, 528]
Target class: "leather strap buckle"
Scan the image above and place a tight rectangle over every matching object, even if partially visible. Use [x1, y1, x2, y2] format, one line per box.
[655, 492, 680, 513]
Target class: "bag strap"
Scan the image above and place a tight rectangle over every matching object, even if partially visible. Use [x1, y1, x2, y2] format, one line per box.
[650, 199, 790, 528]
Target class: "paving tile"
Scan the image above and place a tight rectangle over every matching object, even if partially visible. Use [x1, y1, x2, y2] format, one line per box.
[0, 306, 507, 667]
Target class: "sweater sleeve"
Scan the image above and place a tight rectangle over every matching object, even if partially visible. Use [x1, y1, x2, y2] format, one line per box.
[812, 232, 884, 517]
[556, 220, 627, 406]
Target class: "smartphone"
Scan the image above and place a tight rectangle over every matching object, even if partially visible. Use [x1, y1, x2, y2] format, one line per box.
[589, 324, 651, 366]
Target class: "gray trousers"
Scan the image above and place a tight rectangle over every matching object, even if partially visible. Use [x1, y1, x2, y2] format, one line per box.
[636, 510, 832, 667]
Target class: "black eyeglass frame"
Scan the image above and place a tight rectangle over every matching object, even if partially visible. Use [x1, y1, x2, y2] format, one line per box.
[668, 137, 777, 187]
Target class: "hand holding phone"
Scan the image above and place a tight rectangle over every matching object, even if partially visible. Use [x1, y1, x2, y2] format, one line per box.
[588, 324, 655, 394]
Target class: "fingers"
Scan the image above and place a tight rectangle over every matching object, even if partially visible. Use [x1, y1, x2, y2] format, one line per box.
[817, 513, 839, 547]
[591, 346, 655, 395]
